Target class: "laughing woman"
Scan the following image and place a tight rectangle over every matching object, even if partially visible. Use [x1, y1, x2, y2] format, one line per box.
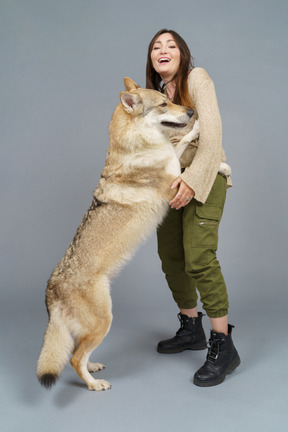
[146, 29, 240, 387]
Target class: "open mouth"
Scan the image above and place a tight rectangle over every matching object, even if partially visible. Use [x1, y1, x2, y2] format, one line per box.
[161, 121, 187, 128]
[158, 57, 171, 64]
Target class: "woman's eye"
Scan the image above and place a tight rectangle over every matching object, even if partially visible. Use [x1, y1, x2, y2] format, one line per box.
[160, 103, 168, 107]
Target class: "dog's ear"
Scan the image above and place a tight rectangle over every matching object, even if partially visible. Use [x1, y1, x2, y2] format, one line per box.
[123, 77, 140, 91]
[120, 91, 142, 113]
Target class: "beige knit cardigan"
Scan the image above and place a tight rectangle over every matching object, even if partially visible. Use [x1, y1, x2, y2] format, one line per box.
[180, 67, 232, 204]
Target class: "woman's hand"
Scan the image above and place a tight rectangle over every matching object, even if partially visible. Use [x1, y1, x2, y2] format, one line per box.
[169, 177, 195, 210]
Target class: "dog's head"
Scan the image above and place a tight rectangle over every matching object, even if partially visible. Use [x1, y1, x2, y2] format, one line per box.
[120, 78, 194, 133]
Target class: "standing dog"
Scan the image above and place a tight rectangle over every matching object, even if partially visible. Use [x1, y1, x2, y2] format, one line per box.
[37, 78, 199, 391]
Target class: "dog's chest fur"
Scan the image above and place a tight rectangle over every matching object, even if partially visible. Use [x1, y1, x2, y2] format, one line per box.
[94, 106, 181, 205]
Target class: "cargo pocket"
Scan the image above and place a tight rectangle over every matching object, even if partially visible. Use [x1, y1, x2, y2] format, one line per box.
[193, 204, 222, 248]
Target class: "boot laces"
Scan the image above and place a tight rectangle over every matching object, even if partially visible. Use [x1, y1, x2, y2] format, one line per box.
[206, 337, 223, 364]
[176, 313, 192, 336]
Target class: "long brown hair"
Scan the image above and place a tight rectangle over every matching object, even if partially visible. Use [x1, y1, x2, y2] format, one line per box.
[146, 29, 195, 109]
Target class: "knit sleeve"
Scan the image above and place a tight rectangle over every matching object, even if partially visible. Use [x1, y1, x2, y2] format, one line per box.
[180, 68, 223, 203]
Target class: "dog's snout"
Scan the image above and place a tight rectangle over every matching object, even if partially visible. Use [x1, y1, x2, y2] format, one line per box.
[187, 109, 194, 118]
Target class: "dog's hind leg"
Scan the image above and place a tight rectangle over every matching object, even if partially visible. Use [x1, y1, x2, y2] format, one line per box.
[87, 361, 106, 373]
[70, 313, 112, 391]
[72, 338, 105, 371]
[70, 276, 113, 391]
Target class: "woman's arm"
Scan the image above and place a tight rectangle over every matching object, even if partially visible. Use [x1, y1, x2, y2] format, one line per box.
[180, 68, 223, 204]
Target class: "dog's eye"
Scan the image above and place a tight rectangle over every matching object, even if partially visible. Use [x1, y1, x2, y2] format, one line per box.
[159, 103, 168, 107]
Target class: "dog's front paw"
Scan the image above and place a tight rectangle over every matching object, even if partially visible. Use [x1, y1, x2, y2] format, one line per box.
[88, 379, 111, 391]
[191, 118, 200, 139]
[87, 362, 106, 373]
[219, 162, 232, 177]
[179, 119, 200, 145]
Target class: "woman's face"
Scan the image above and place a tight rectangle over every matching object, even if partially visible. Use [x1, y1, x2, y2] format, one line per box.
[150, 32, 181, 81]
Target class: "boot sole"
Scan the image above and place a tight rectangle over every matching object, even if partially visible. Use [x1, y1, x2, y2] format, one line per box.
[157, 341, 207, 354]
[193, 353, 241, 387]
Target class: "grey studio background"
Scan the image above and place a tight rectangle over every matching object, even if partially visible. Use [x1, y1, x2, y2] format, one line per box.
[1, 0, 287, 431]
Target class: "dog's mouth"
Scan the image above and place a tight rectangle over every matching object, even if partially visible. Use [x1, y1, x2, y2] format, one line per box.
[161, 121, 187, 128]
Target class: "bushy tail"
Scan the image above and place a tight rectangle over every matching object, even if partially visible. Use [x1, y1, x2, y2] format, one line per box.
[37, 310, 74, 389]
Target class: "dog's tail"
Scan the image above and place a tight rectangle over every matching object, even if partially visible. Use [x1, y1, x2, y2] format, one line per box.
[37, 309, 74, 389]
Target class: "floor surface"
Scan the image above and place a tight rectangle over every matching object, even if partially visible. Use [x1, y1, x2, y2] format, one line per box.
[1, 283, 287, 432]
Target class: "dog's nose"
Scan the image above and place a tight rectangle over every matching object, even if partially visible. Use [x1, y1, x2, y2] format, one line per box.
[187, 109, 194, 118]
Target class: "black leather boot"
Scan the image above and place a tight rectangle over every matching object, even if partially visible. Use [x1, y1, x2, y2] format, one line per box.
[193, 324, 240, 387]
[157, 312, 206, 354]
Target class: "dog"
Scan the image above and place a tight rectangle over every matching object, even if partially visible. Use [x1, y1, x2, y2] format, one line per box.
[37, 77, 199, 391]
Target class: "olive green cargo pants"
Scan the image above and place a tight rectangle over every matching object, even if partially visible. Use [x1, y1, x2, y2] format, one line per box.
[157, 174, 229, 318]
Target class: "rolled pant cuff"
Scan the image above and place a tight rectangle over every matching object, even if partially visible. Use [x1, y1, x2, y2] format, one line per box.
[206, 309, 229, 318]
[176, 301, 198, 310]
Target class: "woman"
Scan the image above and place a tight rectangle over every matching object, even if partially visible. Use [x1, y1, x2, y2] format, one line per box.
[146, 29, 240, 387]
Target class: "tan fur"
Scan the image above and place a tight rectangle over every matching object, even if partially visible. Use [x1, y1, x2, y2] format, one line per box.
[37, 78, 198, 391]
